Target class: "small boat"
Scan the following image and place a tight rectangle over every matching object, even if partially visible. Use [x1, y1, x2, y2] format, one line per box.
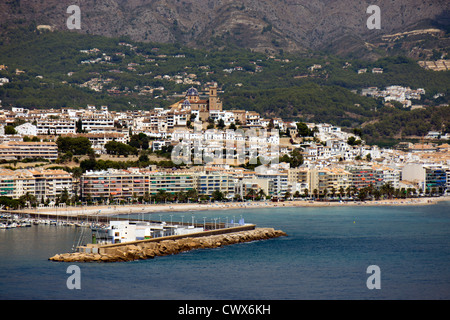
[6, 222, 17, 229]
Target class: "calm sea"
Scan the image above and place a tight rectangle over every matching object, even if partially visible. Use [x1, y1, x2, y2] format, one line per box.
[0, 202, 449, 300]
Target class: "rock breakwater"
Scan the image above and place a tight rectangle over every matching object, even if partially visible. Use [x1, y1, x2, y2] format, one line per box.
[49, 227, 287, 262]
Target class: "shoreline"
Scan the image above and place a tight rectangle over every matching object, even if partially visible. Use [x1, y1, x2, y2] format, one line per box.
[14, 196, 450, 218]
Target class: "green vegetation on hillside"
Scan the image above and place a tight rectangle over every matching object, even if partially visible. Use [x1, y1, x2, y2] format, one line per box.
[362, 104, 450, 145]
[223, 83, 379, 125]
[0, 27, 449, 144]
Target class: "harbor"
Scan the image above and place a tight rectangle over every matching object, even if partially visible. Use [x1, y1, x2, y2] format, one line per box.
[49, 225, 287, 263]
[0, 211, 107, 229]
[47, 214, 288, 263]
[1, 209, 287, 263]
[0, 209, 250, 232]
[1, 213, 34, 229]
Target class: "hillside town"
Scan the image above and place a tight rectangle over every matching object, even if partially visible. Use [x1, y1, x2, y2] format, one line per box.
[0, 83, 449, 208]
[361, 85, 426, 108]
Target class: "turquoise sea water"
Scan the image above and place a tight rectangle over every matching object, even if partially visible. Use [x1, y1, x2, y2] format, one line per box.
[0, 202, 449, 300]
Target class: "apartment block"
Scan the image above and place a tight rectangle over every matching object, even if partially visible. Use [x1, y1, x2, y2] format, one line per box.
[323, 167, 352, 193]
[288, 167, 310, 186]
[197, 173, 235, 196]
[425, 166, 447, 193]
[0, 169, 30, 198]
[0, 141, 58, 161]
[373, 166, 400, 189]
[402, 163, 448, 193]
[31, 169, 74, 201]
[36, 118, 76, 135]
[308, 167, 351, 196]
[254, 171, 288, 197]
[0, 168, 73, 200]
[81, 117, 115, 132]
[346, 165, 378, 190]
[236, 177, 272, 199]
[81, 168, 235, 201]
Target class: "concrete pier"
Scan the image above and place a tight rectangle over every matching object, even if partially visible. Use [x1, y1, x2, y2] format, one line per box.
[49, 226, 287, 262]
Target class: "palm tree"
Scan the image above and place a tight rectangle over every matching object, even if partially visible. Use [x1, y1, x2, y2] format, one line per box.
[358, 188, 367, 201]
[339, 186, 345, 199]
[367, 184, 375, 199]
[400, 188, 407, 199]
[212, 190, 224, 202]
[186, 189, 198, 203]
[177, 191, 187, 203]
[19, 192, 37, 209]
[373, 189, 382, 200]
[303, 188, 309, 198]
[284, 191, 292, 201]
[322, 188, 328, 200]
[109, 193, 115, 205]
[351, 186, 358, 198]
[381, 183, 395, 199]
[258, 189, 266, 200]
[156, 189, 168, 203]
[245, 188, 257, 201]
[313, 189, 319, 199]
[330, 187, 336, 199]
[60, 187, 70, 205]
[346, 186, 352, 198]
[143, 191, 150, 204]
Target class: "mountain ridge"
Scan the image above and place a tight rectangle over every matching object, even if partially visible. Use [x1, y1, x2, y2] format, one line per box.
[1, 0, 448, 58]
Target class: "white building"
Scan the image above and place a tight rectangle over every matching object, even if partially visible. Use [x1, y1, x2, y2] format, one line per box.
[81, 117, 115, 132]
[108, 221, 136, 243]
[36, 118, 76, 135]
[105, 220, 203, 244]
[401, 163, 425, 184]
[254, 165, 289, 197]
[15, 123, 38, 136]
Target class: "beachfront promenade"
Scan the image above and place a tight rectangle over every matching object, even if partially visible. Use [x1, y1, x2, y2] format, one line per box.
[11, 196, 448, 220]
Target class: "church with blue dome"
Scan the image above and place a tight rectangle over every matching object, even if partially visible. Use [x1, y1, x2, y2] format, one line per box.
[186, 87, 199, 99]
[171, 83, 223, 121]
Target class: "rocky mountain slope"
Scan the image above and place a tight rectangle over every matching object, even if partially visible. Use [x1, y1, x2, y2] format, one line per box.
[1, 0, 448, 58]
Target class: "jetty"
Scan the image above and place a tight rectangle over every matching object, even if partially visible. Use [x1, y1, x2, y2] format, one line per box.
[49, 225, 287, 262]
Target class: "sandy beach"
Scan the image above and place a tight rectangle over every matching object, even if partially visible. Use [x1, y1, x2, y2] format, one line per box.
[16, 196, 450, 218]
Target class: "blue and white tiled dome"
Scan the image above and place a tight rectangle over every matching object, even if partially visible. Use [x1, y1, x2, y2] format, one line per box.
[181, 99, 191, 109]
[186, 87, 199, 97]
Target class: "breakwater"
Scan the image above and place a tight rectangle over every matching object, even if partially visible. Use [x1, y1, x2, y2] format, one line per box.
[49, 227, 287, 262]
